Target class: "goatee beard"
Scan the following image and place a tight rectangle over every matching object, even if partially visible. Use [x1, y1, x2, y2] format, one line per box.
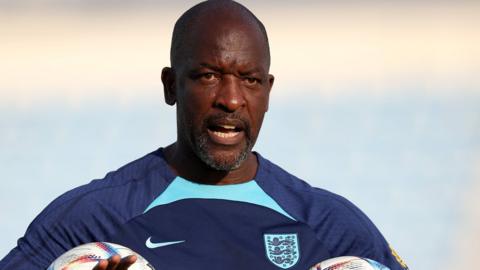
[194, 133, 251, 171]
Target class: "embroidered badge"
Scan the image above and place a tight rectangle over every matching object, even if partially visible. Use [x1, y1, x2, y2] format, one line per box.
[264, 233, 300, 269]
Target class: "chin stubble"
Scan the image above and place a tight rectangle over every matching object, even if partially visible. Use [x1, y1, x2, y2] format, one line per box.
[194, 133, 251, 171]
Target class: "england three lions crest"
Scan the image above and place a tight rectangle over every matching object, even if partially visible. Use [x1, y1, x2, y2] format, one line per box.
[264, 233, 300, 269]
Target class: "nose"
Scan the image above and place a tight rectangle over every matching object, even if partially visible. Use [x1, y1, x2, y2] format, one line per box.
[214, 75, 245, 112]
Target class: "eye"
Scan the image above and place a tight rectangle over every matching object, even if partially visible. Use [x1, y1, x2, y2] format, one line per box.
[200, 73, 219, 83]
[244, 77, 260, 86]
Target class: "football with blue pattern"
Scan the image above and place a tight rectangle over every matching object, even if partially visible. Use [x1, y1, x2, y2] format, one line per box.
[309, 256, 390, 270]
[47, 242, 154, 270]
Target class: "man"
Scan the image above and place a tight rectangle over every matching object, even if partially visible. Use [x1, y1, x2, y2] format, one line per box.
[0, 1, 409, 270]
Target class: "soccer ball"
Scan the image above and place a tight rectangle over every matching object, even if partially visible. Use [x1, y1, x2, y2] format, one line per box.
[47, 242, 155, 270]
[309, 256, 390, 270]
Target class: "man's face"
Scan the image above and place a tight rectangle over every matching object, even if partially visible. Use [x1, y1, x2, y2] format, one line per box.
[171, 21, 273, 171]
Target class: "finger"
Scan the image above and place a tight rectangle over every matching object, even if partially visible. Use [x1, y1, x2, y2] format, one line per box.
[117, 255, 137, 270]
[105, 254, 121, 270]
[92, 259, 109, 270]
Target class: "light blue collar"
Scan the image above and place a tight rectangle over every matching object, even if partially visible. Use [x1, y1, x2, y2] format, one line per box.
[144, 176, 295, 220]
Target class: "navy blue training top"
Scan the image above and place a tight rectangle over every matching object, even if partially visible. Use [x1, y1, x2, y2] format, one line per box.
[0, 149, 409, 270]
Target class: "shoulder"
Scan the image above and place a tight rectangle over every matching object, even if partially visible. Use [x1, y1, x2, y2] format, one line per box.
[256, 154, 389, 255]
[34, 149, 171, 224]
[260, 155, 371, 223]
[16, 149, 173, 268]
[257, 154, 366, 218]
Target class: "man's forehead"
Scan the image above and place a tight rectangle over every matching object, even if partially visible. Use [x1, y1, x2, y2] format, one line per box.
[180, 43, 268, 75]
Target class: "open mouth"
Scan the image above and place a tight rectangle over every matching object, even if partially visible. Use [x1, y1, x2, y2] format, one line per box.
[208, 124, 242, 138]
[206, 121, 245, 145]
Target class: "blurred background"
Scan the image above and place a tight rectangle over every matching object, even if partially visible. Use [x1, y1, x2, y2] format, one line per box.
[1, 1, 479, 269]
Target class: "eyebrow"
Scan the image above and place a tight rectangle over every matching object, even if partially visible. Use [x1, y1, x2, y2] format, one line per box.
[198, 63, 223, 72]
[239, 68, 263, 76]
[198, 63, 263, 75]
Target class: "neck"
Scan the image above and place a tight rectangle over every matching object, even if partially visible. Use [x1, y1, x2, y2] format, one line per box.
[163, 142, 258, 185]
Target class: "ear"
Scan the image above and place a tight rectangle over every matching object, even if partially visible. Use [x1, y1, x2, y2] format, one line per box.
[162, 67, 176, 106]
[265, 74, 274, 112]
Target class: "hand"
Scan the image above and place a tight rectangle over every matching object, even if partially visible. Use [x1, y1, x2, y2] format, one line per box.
[92, 254, 137, 270]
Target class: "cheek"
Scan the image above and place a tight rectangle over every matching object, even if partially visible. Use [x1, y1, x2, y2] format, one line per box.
[185, 95, 213, 119]
[246, 93, 269, 131]
[179, 84, 215, 125]
[183, 80, 216, 106]
[249, 90, 269, 112]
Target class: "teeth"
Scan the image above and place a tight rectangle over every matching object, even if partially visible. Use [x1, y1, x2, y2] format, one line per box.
[212, 131, 238, 138]
[219, 125, 236, 130]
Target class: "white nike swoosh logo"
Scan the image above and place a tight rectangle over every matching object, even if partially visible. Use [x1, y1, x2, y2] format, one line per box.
[145, 237, 185, 249]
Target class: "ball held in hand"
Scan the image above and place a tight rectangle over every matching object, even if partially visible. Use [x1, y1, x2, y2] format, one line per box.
[48, 242, 155, 270]
[309, 256, 390, 270]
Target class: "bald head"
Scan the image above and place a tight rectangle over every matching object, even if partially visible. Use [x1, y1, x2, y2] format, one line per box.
[170, 0, 270, 70]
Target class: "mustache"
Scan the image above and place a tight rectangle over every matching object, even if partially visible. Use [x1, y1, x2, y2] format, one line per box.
[204, 112, 251, 137]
